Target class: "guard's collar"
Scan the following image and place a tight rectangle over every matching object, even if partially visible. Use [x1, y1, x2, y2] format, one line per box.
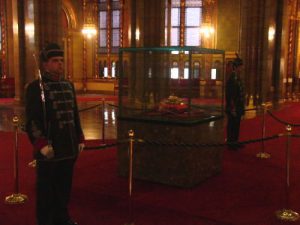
[43, 72, 62, 81]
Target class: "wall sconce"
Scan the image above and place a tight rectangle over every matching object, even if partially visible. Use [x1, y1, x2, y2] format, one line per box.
[268, 26, 275, 41]
[200, 24, 215, 38]
[82, 23, 97, 39]
[135, 28, 140, 41]
[25, 23, 34, 38]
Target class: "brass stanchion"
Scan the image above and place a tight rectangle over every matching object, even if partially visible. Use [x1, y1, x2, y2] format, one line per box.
[28, 160, 36, 168]
[256, 103, 271, 159]
[275, 125, 299, 221]
[125, 130, 135, 225]
[248, 95, 254, 108]
[5, 116, 28, 204]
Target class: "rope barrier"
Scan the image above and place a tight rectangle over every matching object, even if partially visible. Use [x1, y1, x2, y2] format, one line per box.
[245, 107, 259, 112]
[190, 104, 223, 112]
[238, 133, 283, 144]
[20, 102, 297, 152]
[134, 134, 281, 148]
[81, 129, 284, 152]
[78, 103, 102, 112]
[291, 134, 300, 138]
[107, 103, 119, 108]
[267, 110, 300, 127]
[84, 141, 122, 150]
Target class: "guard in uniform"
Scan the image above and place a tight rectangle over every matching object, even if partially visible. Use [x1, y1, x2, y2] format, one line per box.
[25, 43, 85, 225]
[225, 55, 245, 150]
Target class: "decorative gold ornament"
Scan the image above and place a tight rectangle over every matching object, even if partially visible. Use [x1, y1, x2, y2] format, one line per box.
[256, 152, 271, 159]
[276, 209, 299, 221]
[5, 193, 28, 204]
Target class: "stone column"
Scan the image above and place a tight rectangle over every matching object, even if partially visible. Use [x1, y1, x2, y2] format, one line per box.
[5, 0, 22, 101]
[272, 0, 285, 102]
[6, 0, 63, 102]
[34, 0, 63, 49]
[240, 0, 267, 105]
[136, 0, 166, 103]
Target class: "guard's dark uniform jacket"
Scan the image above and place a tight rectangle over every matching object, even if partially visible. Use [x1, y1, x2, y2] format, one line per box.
[225, 71, 245, 116]
[225, 71, 245, 145]
[25, 72, 84, 160]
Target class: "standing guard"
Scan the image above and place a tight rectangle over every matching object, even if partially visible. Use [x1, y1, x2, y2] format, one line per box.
[25, 43, 85, 225]
[225, 54, 245, 150]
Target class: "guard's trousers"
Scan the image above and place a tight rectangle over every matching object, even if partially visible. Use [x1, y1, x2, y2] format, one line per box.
[36, 158, 76, 225]
[226, 114, 241, 143]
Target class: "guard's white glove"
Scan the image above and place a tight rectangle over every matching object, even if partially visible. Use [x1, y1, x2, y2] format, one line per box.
[78, 143, 85, 153]
[40, 145, 54, 159]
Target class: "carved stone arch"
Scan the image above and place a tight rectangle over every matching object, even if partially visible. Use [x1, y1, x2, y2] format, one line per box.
[61, 0, 78, 80]
[62, 0, 78, 30]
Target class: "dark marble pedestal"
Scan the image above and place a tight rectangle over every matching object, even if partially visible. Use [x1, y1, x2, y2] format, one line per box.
[117, 118, 224, 188]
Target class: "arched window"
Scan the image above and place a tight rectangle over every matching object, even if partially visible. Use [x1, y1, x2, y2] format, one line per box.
[213, 59, 222, 80]
[171, 61, 179, 79]
[111, 61, 116, 78]
[193, 61, 200, 79]
[99, 10, 107, 48]
[165, 0, 203, 46]
[184, 61, 189, 79]
[185, 1, 202, 46]
[98, 0, 122, 79]
[98, 0, 122, 53]
[169, 1, 180, 46]
[99, 61, 104, 78]
[103, 60, 108, 78]
[112, 10, 120, 49]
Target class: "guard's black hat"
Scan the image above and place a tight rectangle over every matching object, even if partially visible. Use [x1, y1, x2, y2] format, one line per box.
[233, 53, 243, 68]
[40, 43, 64, 62]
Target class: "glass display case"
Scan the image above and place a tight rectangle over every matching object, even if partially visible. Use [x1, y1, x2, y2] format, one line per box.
[117, 47, 225, 187]
[118, 46, 225, 124]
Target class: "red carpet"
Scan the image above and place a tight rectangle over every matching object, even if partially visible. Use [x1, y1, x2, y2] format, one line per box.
[1, 103, 300, 225]
[0, 98, 14, 103]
